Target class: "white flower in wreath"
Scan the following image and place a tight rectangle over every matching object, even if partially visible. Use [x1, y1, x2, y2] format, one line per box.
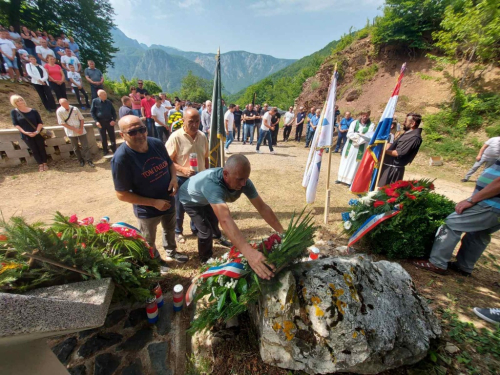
[344, 221, 352, 230]
[349, 210, 356, 219]
[359, 191, 377, 205]
[218, 275, 225, 286]
[221, 252, 229, 260]
[211, 287, 216, 299]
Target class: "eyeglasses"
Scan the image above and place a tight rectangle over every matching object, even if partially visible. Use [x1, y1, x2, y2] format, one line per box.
[138, 82, 143, 85]
[124, 126, 147, 136]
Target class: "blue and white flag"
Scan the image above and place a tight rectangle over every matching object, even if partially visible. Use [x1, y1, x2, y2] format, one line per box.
[302, 68, 339, 204]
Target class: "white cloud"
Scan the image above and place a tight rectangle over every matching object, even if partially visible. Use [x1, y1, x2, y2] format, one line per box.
[249, 0, 383, 14]
[178, 0, 202, 8]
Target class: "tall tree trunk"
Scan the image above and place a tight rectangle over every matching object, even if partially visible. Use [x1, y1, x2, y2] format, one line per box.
[8, 0, 23, 31]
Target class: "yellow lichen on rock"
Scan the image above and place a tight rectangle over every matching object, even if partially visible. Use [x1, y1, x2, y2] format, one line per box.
[272, 322, 282, 332]
[283, 320, 296, 341]
[315, 306, 325, 317]
[353, 332, 358, 339]
[311, 296, 321, 304]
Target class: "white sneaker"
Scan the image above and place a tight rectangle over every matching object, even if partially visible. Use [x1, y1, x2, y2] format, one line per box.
[225, 149, 231, 154]
[271, 151, 277, 155]
[256, 150, 262, 154]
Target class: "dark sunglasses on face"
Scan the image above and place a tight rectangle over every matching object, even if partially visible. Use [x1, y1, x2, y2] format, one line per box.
[124, 126, 147, 136]
[138, 82, 143, 85]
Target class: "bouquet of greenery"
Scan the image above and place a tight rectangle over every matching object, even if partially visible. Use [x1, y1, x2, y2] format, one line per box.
[342, 179, 455, 259]
[0, 212, 160, 301]
[187, 210, 315, 333]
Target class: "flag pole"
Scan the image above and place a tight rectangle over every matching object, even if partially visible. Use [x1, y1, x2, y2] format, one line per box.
[217, 47, 225, 167]
[324, 63, 338, 224]
[373, 141, 387, 189]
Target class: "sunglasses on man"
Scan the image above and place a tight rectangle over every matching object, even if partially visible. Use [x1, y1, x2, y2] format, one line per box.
[124, 126, 147, 136]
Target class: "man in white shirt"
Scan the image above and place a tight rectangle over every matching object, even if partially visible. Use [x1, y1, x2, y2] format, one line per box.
[61, 48, 81, 73]
[56, 98, 94, 168]
[67, 64, 90, 109]
[283, 106, 295, 142]
[160, 93, 173, 110]
[462, 137, 500, 182]
[0, 30, 21, 82]
[256, 107, 277, 154]
[201, 100, 212, 136]
[224, 104, 236, 154]
[151, 95, 169, 142]
[35, 38, 55, 64]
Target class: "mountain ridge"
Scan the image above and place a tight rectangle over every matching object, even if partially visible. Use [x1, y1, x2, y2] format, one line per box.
[107, 28, 296, 94]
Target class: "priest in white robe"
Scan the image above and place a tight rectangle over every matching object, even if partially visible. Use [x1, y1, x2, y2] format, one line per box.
[336, 111, 374, 185]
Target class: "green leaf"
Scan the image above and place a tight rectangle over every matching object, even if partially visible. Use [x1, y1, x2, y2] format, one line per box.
[429, 351, 438, 363]
[230, 289, 238, 304]
[217, 290, 227, 312]
[236, 278, 248, 294]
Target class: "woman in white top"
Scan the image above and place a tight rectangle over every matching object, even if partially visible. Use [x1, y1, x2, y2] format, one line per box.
[25, 55, 57, 112]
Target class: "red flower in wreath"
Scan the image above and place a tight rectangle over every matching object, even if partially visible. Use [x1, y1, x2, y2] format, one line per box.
[373, 200, 385, 208]
[228, 246, 241, 260]
[69, 214, 78, 224]
[412, 186, 424, 192]
[0, 234, 8, 241]
[387, 197, 397, 204]
[79, 217, 94, 226]
[405, 192, 416, 200]
[56, 232, 63, 238]
[429, 183, 435, 190]
[385, 188, 400, 198]
[95, 223, 111, 234]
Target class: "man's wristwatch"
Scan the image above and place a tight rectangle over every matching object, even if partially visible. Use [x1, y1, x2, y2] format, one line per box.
[466, 197, 476, 205]
[35, 131, 39, 134]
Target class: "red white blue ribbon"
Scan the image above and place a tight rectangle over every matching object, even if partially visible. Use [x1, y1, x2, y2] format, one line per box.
[348, 209, 401, 247]
[185, 281, 198, 307]
[201, 262, 245, 279]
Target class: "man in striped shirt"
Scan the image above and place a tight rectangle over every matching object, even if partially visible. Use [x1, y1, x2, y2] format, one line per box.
[415, 159, 500, 276]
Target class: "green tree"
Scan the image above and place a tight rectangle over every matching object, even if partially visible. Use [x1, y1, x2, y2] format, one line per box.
[432, 0, 500, 88]
[180, 71, 213, 103]
[104, 75, 162, 97]
[0, 0, 117, 72]
[373, 0, 450, 50]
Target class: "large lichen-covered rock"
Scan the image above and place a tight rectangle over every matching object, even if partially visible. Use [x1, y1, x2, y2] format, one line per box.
[249, 256, 441, 374]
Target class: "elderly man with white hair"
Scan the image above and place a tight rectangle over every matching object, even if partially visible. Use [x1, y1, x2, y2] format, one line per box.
[201, 100, 212, 137]
[57, 98, 94, 167]
[90, 89, 117, 155]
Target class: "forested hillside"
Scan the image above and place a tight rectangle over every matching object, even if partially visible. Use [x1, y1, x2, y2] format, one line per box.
[228, 39, 339, 108]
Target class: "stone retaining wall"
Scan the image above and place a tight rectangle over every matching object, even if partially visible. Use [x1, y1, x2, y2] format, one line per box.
[0, 124, 99, 168]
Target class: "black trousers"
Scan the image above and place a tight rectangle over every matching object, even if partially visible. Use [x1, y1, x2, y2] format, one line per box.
[33, 84, 57, 110]
[183, 204, 222, 261]
[73, 86, 90, 107]
[283, 125, 292, 141]
[235, 122, 241, 140]
[0, 54, 5, 74]
[90, 84, 104, 100]
[98, 121, 116, 154]
[15, 52, 23, 76]
[23, 135, 47, 164]
[295, 124, 304, 141]
[49, 81, 67, 100]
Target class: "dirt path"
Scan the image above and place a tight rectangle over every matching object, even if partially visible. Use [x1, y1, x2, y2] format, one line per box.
[1, 137, 498, 374]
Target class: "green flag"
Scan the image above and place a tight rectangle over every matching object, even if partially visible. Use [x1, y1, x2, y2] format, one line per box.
[209, 49, 226, 168]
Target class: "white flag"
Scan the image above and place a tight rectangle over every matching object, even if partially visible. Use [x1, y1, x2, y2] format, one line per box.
[302, 70, 339, 204]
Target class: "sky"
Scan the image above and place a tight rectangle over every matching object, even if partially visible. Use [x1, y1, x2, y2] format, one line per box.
[109, 0, 385, 60]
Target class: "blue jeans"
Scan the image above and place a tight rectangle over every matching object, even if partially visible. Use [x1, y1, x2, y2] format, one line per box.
[335, 131, 347, 152]
[225, 131, 233, 149]
[256, 129, 273, 152]
[305, 129, 315, 147]
[156, 126, 169, 142]
[145, 118, 156, 138]
[175, 176, 197, 235]
[243, 124, 255, 144]
[132, 109, 141, 117]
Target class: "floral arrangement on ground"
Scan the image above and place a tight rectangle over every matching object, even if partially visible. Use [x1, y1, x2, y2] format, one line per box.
[187, 210, 315, 333]
[0, 212, 160, 301]
[342, 179, 455, 259]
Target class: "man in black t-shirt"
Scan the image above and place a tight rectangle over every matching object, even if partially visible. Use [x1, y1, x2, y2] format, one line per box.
[233, 105, 243, 141]
[242, 103, 257, 145]
[136, 80, 148, 98]
[111, 115, 189, 271]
